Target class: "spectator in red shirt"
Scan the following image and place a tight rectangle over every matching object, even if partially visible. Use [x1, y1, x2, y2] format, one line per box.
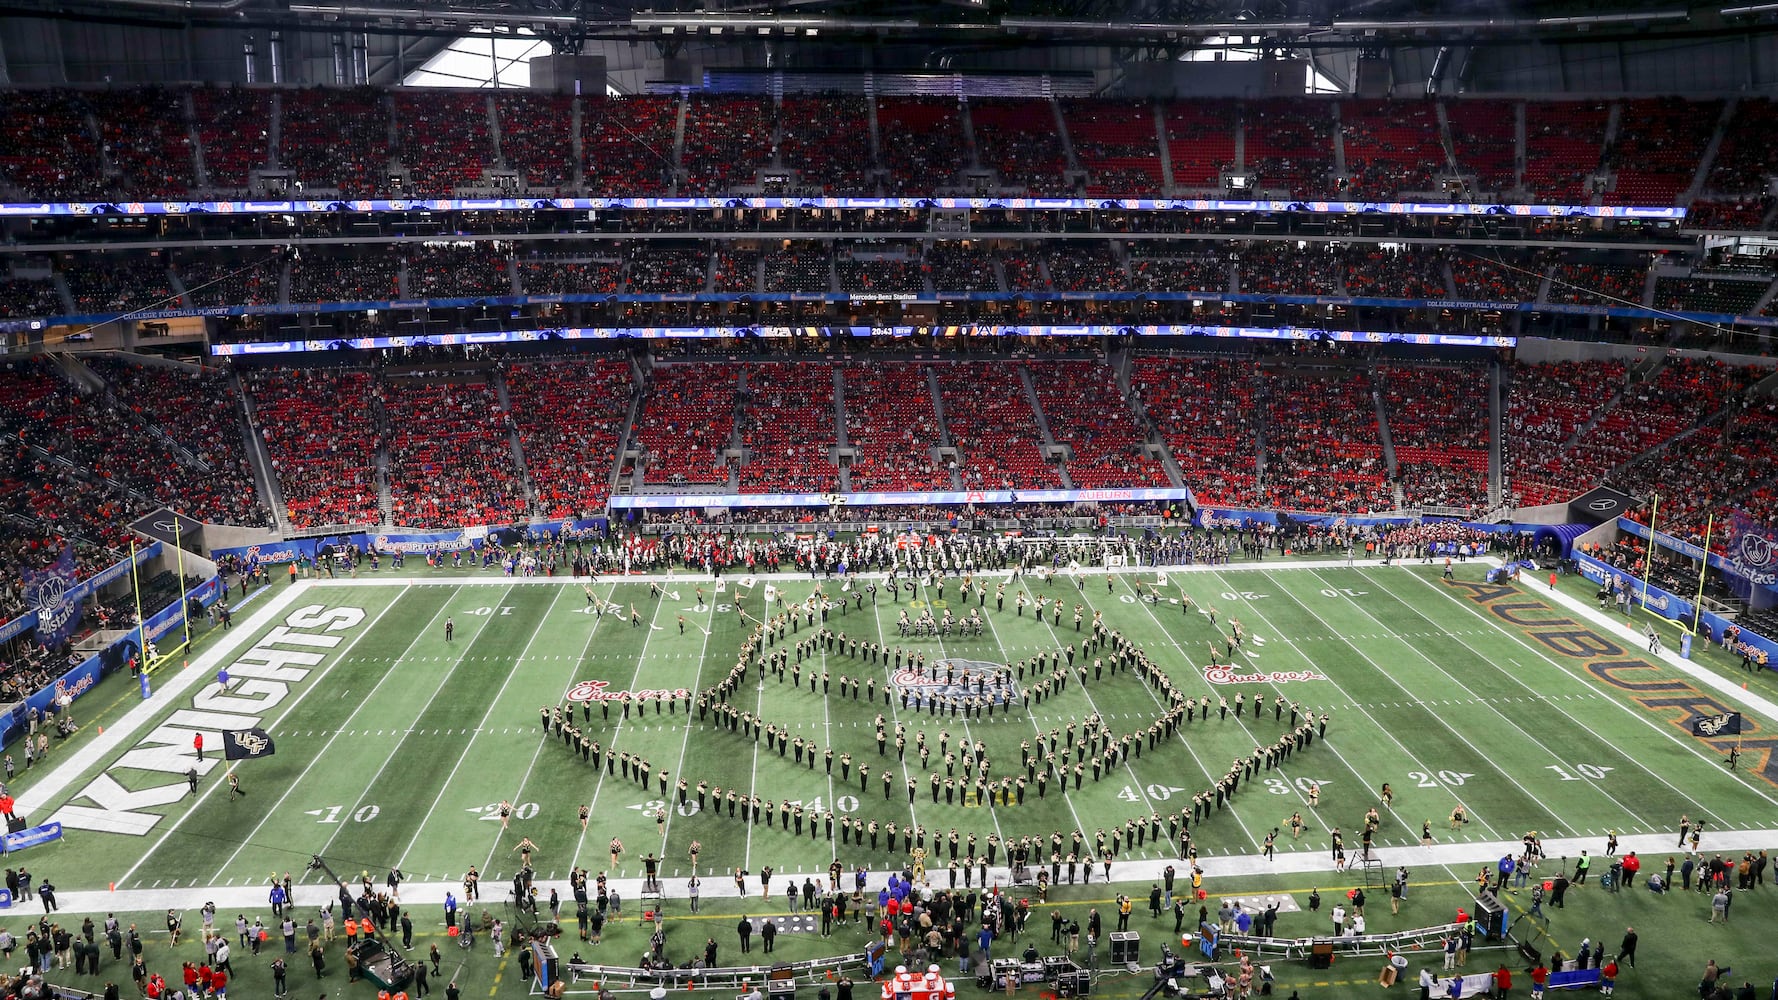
[1493, 964, 1513, 996]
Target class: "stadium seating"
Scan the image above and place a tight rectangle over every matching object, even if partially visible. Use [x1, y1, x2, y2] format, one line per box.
[242, 367, 382, 528]
[1523, 101, 1607, 203]
[384, 378, 525, 527]
[1063, 99, 1163, 196]
[289, 251, 401, 304]
[407, 244, 513, 300]
[1338, 99, 1445, 199]
[634, 364, 738, 486]
[1604, 98, 1717, 206]
[969, 98, 1071, 195]
[1562, 357, 1761, 490]
[1129, 356, 1261, 507]
[736, 363, 838, 493]
[1028, 361, 1168, 488]
[627, 247, 711, 294]
[924, 245, 1002, 292]
[0, 277, 66, 320]
[192, 85, 274, 189]
[62, 253, 174, 314]
[1044, 244, 1129, 292]
[1236, 244, 1344, 295]
[934, 362, 1063, 490]
[0, 90, 107, 200]
[1000, 252, 1049, 292]
[1162, 101, 1237, 188]
[1344, 247, 1449, 299]
[395, 91, 494, 195]
[1705, 97, 1778, 197]
[837, 254, 925, 294]
[877, 98, 971, 193]
[1654, 274, 1769, 316]
[504, 357, 635, 518]
[713, 249, 761, 293]
[1261, 369, 1391, 514]
[1504, 360, 1625, 507]
[764, 247, 832, 293]
[1684, 197, 1772, 232]
[1448, 253, 1545, 303]
[1445, 100, 1517, 194]
[682, 96, 774, 195]
[1129, 253, 1230, 294]
[1549, 261, 1649, 307]
[841, 362, 945, 491]
[279, 87, 392, 196]
[778, 95, 875, 195]
[517, 257, 621, 296]
[85, 87, 199, 197]
[173, 252, 280, 308]
[1242, 99, 1335, 197]
[1376, 364, 1490, 511]
[83, 356, 268, 526]
[582, 96, 676, 196]
[493, 92, 576, 191]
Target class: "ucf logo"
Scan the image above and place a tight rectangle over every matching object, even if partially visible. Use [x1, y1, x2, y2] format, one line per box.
[224, 728, 278, 760]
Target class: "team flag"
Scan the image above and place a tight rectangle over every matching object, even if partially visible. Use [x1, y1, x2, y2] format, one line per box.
[1692, 712, 1742, 737]
[223, 728, 278, 760]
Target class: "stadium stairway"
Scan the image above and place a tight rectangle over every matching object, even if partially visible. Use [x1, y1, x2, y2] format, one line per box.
[1488, 361, 1505, 506]
[1682, 99, 1737, 203]
[1151, 103, 1178, 190]
[831, 367, 853, 493]
[1367, 369, 1404, 509]
[1111, 347, 1187, 489]
[231, 368, 293, 535]
[1014, 363, 1072, 490]
[490, 366, 540, 518]
[184, 89, 210, 189]
[923, 365, 964, 490]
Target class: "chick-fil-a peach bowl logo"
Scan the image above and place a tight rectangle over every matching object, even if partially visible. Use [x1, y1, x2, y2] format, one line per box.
[1203, 666, 1326, 685]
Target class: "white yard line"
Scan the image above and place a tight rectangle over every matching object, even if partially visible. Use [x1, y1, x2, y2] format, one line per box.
[391, 584, 571, 876]
[656, 591, 719, 876]
[114, 583, 417, 889]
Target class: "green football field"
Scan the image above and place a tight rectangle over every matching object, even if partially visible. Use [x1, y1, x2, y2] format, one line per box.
[9, 552, 1778, 999]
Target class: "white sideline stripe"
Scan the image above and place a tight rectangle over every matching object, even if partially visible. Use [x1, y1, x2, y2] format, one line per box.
[30, 826, 1775, 918]
[15, 582, 319, 815]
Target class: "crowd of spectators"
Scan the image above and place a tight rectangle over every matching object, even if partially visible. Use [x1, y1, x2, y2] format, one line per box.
[681, 96, 775, 195]
[0, 89, 107, 200]
[878, 98, 972, 194]
[84, 355, 269, 526]
[61, 253, 175, 314]
[1029, 360, 1168, 488]
[494, 92, 576, 192]
[1704, 97, 1778, 197]
[173, 252, 279, 308]
[634, 364, 739, 486]
[1128, 355, 1260, 507]
[1343, 247, 1449, 299]
[1044, 244, 1130, 292]
[1684, 197, 1773, 232]
[0, 276, 65, 319]
[582, 96, 677, 196]
[408, 243, 513, 299]
[1448, 253, 1546, 302]
[1261, 369, 1391, 514]
[924, 244, 1001, 292]
[1000, 252, 1049, 292]
[1561, 356, 1762, 493]
[1129, 252, 1230, 294]
[505, 357, 635, 518]
[1338, 99, 1446, 199]
[1235, 243, 1345, 295]
[288, 251, 401, 304]
[395, 91, 494, 195]
[1604, 98, 1720, 206]
[736, 363, 838, 493]
[1445, 100, 1518, 194]
[86, 86, 199, 197]
[713, 249, 762, 293]
[969, 98, 1072, 195]
[1503, 360, 1625, 507]
[384, 377, 526, 527]
[517, 257, 621, 296]
[242, 367, 382, 527]
[1064, 99, 1163, 196]
[1377, 363, 1490, 511]
[778, 95, 875, 195]
[1549, 260, 1649, 307]
[627, 247, 711, 293]
[191, 86, 272, 189]
[279, 87, 392, 197]
[837, 254, 925, 294]
[1524, 101, 1608, 203]
[764, 247, 833, 292]
[1163, 101, 1237, 187]
[1243, 99, 1335, 197]
[841, 362, 947, 491]
[935, 362, 1064, 490]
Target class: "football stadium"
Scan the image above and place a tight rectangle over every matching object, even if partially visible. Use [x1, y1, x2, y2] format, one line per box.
[3, 3, 1778, 999]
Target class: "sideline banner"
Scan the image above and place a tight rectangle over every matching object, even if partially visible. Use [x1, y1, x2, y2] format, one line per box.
[1, 821, 63, 854]
[209, 518, 607, 567]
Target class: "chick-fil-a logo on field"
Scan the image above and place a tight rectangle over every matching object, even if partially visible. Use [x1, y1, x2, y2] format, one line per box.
[565, 679, 692, 703]
[1203, 666, 1327, 685]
